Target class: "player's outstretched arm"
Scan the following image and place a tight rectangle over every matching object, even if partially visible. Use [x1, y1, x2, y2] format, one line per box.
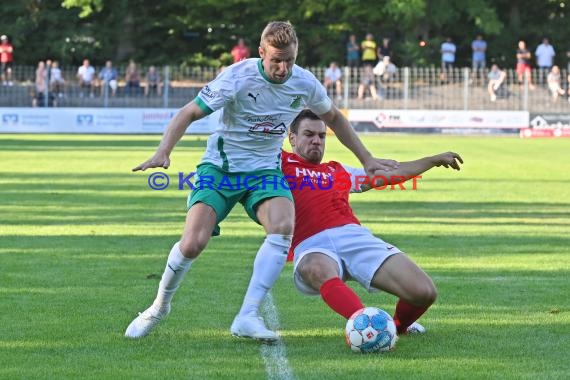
[133, 101, 206, 171]
[319, 106, 399, 174]
[361, 151, 463, 191]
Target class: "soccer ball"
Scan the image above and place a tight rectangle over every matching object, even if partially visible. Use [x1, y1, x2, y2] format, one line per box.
[345, 307, 398, 353]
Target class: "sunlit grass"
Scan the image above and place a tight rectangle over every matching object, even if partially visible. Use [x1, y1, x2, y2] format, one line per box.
[1, 134, 569, 379]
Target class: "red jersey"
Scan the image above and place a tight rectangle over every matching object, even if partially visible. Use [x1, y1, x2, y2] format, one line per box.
[282, 150, 361, 250]
[0, 42, 13, 63]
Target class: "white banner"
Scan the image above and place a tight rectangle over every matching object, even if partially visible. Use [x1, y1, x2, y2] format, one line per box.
[348, 109, 529, 129]
[0, 107, 219, 134]
[1, 108, 530, 134]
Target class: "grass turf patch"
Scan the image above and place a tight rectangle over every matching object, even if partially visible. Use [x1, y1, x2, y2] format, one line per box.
[1, 134, 569, 379]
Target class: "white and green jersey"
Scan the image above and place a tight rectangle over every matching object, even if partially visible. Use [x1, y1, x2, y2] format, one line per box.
[194, 58, 332, 173]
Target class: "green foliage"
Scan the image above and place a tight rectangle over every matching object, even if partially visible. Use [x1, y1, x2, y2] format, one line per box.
[61, 0, 103, 18]
[0, 0, 568, 67]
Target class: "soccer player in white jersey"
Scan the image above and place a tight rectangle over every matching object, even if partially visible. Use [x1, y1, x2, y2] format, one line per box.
[125, 21, 398, 341]
[282, 109, 463, 334]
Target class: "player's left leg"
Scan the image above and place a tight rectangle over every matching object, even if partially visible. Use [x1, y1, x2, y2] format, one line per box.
[230, 196, 294, 342]
[296, 252, 364, 319]
[370, 254, 437, 334]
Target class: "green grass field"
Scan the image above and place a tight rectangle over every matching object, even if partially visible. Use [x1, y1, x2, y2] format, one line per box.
[1, 134, 569, 379]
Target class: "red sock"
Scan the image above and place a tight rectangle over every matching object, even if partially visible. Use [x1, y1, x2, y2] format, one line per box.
[319, 277, 364, 319]
[393, 299, 429, 334]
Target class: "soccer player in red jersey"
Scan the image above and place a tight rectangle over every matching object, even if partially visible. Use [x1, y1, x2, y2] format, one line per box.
[282, 109, 463, 334]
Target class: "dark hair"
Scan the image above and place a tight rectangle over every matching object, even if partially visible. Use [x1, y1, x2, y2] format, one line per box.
[289, 109, 322, 134]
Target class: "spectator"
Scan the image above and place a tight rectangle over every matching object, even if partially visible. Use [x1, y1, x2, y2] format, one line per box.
[99, 60, 118, 97]
[125, 60, 141, 96]
[345, 34, 360, 68]
[357, 64, 378, 100]
[50, 60, 65, 97]
[361, 33, 377, 64]
[373, 55, 397, 99]
[487, 64, 506, 102]
[373, 55, 397, 82]
[144, 65, 162, 96]
[230, 38, 250, 63]
[535, 37, 555, 84]
[323, 61, 342, 101]
[471, 34, 487, 84]
[77, 58, 95, 97]
[45, 59, 53, 85]
[32, 61, 55, 107]
[535, 37, 555, 70]
[440, 37, 456, 82]
[547, 65, 565, 102]
[358, 33, 378, 100]
[516, 40, 534, 89]
[377, 37, 391, 60]
[32, 61, 46, 107]
[0, 35, 14, 86]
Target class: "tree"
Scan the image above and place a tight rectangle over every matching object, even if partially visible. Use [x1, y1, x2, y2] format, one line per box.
[0, 0, 567, 69]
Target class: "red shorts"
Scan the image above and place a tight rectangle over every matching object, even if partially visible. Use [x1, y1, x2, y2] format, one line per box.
[516, 63, 531, 75]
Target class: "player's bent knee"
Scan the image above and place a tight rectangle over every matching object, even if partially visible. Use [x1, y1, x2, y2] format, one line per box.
[178, 237, 209, 259]
[413, 279, 438, 307]
[297, 264, 329, 290]
[266, 219, 294, 235]
[297, 255, 339, 290]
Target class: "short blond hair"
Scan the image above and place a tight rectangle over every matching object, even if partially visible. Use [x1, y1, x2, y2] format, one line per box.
[260, 21, 298, 49]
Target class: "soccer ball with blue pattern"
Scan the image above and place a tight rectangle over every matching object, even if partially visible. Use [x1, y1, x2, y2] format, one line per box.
[345, 307, 398, 353]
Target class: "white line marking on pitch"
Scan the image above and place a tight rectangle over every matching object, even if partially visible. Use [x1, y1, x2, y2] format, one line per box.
[260, 292, 295, 380]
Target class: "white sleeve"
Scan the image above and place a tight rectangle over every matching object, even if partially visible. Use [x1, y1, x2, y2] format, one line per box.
[341, 164, 367, 193]
[196, 68, 236, 113]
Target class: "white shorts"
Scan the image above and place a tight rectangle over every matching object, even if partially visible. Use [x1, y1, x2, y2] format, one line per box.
[293, 224, 402, 295]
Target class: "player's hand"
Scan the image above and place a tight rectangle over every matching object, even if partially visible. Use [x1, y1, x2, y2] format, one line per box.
[364, 157, 399, 177]
[432, 152, 463, 170]
[132, 152, 170, 172]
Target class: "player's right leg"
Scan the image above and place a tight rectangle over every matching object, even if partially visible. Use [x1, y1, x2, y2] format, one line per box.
[125, 203, 217, 338]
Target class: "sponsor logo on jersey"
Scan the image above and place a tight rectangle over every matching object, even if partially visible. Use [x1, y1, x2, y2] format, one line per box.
[248, 121, 286, 135]
[248, 92, 260, 102]
[200, 85, 217, 100]
[290, 95, 302, 109]
[294, 167, 329, 179]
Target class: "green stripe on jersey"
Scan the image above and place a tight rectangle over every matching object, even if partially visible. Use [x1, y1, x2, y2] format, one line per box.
[257, 59, 292, 84]
[194, 96, 213, 114]
[217, 136, 229, 171]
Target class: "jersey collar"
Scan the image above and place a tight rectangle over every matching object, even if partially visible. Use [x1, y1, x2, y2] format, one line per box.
[257, 59, 293, 84]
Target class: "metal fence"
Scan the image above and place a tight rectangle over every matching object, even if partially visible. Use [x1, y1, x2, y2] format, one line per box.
[1, 64, 569, 112]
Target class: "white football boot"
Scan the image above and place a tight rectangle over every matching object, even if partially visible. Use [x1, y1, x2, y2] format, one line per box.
[125, 304, 170, 338]
[230, 315, 279, 342]
[406, 321, 426, 334]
